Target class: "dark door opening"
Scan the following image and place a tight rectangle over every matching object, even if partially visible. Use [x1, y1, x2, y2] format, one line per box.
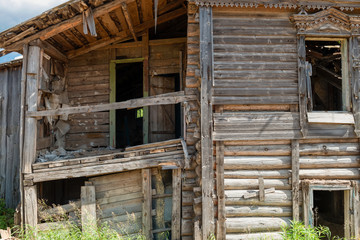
[116, 62, 143, 148]
[313, 190, 345, 238]
[149, 73, 182, 143]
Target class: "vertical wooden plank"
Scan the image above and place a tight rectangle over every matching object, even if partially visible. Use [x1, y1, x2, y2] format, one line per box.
[351, 37, 360, 136]
[172, 168, 181, 240]
[344, 190, 350, 239]
[216, 141, 225, 240]
[259, 177, 265, 202]
[24, 185, 37, 228]
[23, 45, 41, 174]
[297, 35, 307, 137]
[109, 60, 116, 148]
[291, 139, 300, 221]
[200, 6, 214, 240]
[19, 44, 29, 226]
[302, 182, 310, 227]
[81, 184, 96, 231]
[342, 39, 350, 111]
[142, 168, 152, 239]
[143, 31, 149, 144]
[352, 181, 360, 239]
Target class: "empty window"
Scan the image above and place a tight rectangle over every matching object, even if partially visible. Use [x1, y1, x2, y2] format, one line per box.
[305, 40, 350, 111]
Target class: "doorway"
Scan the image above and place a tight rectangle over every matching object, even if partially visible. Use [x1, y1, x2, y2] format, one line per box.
[111, 60, 144, 149]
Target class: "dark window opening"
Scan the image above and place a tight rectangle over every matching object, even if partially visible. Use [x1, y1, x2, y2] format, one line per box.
[115, 62, 143, 148]
[313, 190, 344, 238]
[38, 177, 88, 206]
[306, 40, 346, 111]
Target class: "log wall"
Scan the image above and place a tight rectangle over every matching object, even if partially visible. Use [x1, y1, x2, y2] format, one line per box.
[0, 64, 21, 208]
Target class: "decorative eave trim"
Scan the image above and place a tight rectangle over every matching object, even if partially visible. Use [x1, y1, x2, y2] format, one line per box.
[191, 0, 358, 11]
[291, 8, 360, 35]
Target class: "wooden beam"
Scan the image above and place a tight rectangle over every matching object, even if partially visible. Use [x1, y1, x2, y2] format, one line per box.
[216, 141, 225, 240]
[141, 0, 154, 21]
[143, 30, 149, 144]
[27, 91, 196, 118]
[30, 39, 68, 63]
[81, 184, 96, 232]
[4, 0, 132, 51]
[23, 46, 42, 173]
[200, 6, 215, 240]
[142, 169, 152, 239]
[100, 37, 186, 49]
[121, 2, 138, 41]
[171, 168, 181, 240]
[292, 140, 300, 221]
[4, 27, 36, 46]
[66, 7, 186, 59]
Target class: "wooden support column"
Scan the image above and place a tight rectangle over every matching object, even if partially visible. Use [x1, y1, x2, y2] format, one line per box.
[23, 45, 42, 228]
[172, 168, 181, 240]
[216, 141, 225, 240]
[142, 169, 152, 239]
[291, 139, 300, 221]
[143, 31, 149, 144]
[24, 185, 37, 227]
[81, 183, 96, 232]
[200, 6, 214, 240]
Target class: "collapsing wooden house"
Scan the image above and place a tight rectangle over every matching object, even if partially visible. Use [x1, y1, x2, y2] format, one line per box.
[2, 0, 360, 239]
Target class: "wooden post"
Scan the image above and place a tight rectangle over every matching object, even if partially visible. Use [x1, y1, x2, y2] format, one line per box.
[352, 181, 360, 239]
[142, 30, 149, 144]
[200, 6, 215, 239]
[23, 45, 42, 228]
[109, 48, 116, 148]
[297, 35, 308, 137]
[19, 43, 29, 226]
[81, 183, 96, 232]
[24, 185, 37, 228]
[259, 177, 265, 202]
[171, 168, 181, 240]
[216, 141, 225, 240]
[291, 140, 300, 221]
[142, 169, 152, 239]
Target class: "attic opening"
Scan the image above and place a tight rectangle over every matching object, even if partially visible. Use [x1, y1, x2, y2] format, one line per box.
[305, 40, 350, 111]
[313, 190, 345, 238]
[115, 61, 143, 149]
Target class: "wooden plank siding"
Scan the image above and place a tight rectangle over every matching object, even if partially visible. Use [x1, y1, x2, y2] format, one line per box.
[212, 8, 298, 106]
[0, 65, 22, 208]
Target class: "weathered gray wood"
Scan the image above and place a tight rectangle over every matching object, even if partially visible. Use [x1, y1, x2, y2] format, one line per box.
[226, 217, 291, 233]
[216, 141, 225, 240]
[171, 168, 181, 240]
[258, 177, 265, 201]
[81, 184, 96, 231]
[23, 46, 41, 174]
[27, 91, 196, 117]
[291, 140, 300, 221]
[297, 35, 307, 137]
[225, 190, 292, 206]
[200, 6, 214, 240]
[24, 185, 37, 228]
[226, 206, 292, 217]
[351, 36, 360, 136]
[142, 169, 152, 239]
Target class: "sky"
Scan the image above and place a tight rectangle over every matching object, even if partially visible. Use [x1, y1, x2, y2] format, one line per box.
[0, 0, 68, 32]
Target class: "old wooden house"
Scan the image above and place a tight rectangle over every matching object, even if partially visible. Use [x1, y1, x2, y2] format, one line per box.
[2, 0, 360, 239]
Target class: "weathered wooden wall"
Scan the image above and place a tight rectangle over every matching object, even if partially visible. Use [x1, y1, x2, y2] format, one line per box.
[209, 6, 360, 239]
[0, 64, 22, 208]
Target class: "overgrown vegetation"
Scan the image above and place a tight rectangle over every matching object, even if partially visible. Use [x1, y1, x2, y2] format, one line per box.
[0, 198, 15, 229]
[281, 221, 345, 240]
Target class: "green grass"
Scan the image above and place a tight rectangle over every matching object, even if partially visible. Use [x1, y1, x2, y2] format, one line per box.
[0, 198, 15, 229]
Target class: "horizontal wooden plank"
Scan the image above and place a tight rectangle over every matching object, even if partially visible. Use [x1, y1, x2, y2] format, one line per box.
[224, 144, 291, 156]
[224, 179, 290, 190]
[226, 232, 282, 240]
[224, 156, 291, 170]
[213, 36, 296, 45]
[300, 156, 360, 169]
[224, 170, 291, 179]
[212, 96, 299, 105]
[214, 44, 297, 54]
[213, 87, 298, 96]
[225, 206, 292, 217]
[226, 217, 291, 233]
[300, 143, 360, 156]
[213, 80, 297, 88]
[225, 190, 292, 206]
[214, 130, 302, 141]
[307, 112, 355, 124]
[299, 168, 360, 179]
[27, 91, 196, 117]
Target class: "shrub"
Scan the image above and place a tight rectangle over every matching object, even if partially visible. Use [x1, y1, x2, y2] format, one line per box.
[0, 198, 15, 229]
[281, 220, 335, 240]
